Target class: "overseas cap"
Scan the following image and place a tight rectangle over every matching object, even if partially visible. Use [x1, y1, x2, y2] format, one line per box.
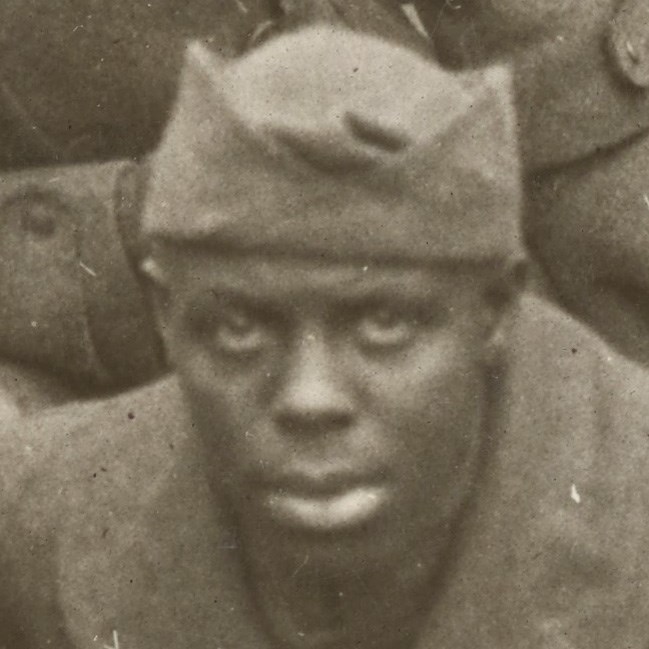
[144, 25, 523, 263]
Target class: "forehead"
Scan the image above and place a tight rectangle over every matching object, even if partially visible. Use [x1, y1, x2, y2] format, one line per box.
[162, 249, 489, 302]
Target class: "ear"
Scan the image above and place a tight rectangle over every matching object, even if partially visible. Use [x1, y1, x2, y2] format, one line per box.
[481, 259, 527, 366]
[608, 0, 649, 89]
[140, 257, 174, 350]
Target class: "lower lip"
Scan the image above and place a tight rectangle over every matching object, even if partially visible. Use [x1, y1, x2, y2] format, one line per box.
[264, 485, 388, 532]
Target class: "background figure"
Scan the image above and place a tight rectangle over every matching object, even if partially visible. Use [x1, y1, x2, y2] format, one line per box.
[413, 0, 649, 365]
[0, 0, 275, 167]
[0, 0, 418, 414]
[7, 0, 649, 410]
[0, 0, 416, 167]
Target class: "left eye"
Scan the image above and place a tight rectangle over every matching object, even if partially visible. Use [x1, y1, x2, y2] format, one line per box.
[355, 307, 417, 349]
[211, 307, 271, 355]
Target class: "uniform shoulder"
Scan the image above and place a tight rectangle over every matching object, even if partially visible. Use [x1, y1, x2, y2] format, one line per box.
[520, 293, 649, 418]
[454, 294, 649, 649]
[511, 295, 649, 533]
[0, 376, 198, 646]
[514, 293, 649, 381]
[0, 376, 186, 522]
[508, 293, 649, 461]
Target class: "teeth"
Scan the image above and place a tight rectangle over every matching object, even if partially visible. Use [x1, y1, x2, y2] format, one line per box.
[265, 486, 386, 531]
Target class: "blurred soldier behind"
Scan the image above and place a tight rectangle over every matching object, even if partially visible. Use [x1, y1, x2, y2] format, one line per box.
[0, 0, 416, 168]
[411, 0, 649, 365]
[2, 24, 649, 649]
[6, 0, 649, 416]
[0, 0, 417, 414]
[8, 0, 649, 410]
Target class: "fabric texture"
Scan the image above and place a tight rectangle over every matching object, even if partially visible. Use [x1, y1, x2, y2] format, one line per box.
[527, 131, 649, 367]
[1, 296, 649, 649]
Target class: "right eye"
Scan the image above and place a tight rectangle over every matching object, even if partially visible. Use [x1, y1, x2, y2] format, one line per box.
[210, 305, 272, 356]
[355, 304, 419, 350]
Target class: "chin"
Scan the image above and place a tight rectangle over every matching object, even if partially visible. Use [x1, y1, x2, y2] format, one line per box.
[243, 502, 426, 575]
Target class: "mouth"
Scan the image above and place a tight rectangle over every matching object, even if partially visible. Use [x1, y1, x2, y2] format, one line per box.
[258, 474, 389, 533]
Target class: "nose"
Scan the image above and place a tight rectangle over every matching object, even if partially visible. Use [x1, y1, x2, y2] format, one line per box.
[272, 331, 355, 436]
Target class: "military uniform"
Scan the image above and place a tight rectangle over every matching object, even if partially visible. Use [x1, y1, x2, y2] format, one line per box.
[2, 21, 649, 648]
[2, 295, 649, 649]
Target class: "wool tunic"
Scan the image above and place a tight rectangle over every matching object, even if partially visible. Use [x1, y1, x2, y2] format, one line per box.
[2, 294, 649, 649]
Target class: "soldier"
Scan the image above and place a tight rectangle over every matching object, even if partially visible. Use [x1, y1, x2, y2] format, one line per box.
[2, 25, 649, 649]
[0, 0, 418, 414]
[410, 0, 649, 365]
[0, 0, 416, 167]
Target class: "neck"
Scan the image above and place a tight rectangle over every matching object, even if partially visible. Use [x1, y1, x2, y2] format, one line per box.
[238, 505, 469, 649]
[248, 544, 440, 649]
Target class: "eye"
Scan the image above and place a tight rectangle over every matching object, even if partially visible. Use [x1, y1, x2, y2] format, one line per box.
[210, 304, 272, 356]
[355, 304, 418, 349]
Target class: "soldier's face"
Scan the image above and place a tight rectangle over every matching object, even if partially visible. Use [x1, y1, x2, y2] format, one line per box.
[161, 251, 509, 564]
[411, 0, 610, 67]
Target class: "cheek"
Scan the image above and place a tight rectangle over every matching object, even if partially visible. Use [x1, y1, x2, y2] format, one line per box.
[171, 332, 273, 476]
[361, 335, 486, 482]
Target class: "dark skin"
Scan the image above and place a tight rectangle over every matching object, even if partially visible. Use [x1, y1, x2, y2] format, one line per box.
[149, 248, 521, 649]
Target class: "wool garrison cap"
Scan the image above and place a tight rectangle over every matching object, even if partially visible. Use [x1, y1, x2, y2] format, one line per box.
[144, 25, 523, 263]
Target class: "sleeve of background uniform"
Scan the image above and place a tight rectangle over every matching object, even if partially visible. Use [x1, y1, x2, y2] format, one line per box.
[0, 160, 164, 395]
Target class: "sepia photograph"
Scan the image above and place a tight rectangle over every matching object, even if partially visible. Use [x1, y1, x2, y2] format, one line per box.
[1, 1, 649, 648]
